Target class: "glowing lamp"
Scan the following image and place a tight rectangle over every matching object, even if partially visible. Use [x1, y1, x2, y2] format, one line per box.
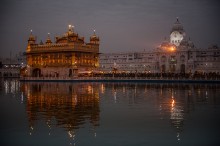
[170, 46, 175, 51]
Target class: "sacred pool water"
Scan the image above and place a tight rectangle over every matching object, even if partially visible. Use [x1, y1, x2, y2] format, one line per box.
[0, 79, 219, 146]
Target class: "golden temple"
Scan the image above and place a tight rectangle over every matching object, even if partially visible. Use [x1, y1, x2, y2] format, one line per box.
[24, 25, 100, 77]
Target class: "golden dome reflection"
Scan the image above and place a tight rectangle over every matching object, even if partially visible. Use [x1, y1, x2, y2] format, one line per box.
[21, 82, 100, 136]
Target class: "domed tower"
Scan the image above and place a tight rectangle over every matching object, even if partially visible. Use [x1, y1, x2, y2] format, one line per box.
[28, 30, 36, 45]
[45, 33, 52, 45]
[27, 30, 36, 52]
[67, 25, 78, 42]
[188, 37, 195, 48]
[170, 17, 185, 47]
[66, 25, 74, 36]
[90, 30, 100, 45]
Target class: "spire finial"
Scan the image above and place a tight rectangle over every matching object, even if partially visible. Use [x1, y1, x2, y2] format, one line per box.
[176, 17, 179, 22]
[47, 33, 51, 40]
[68, 24, 73, 32]
[30, 29, 33, 35]
[68, 24, 74, 32]
[46, 32, 52, 44]
[93, 29, 96, 35]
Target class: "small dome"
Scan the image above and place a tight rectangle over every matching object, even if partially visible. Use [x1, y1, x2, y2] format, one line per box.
[188, 40, 194, 48]
[29, 35, 35, 40]
[179, 38, 188, 46]
[91, 34, 97, 38]
[28, 30, 35, 41]
[90, 30, 99, 41]
[46, 33, 52, 44]
[46, 38, 52, 44]
[28, 30, 36, 45]
[90, 34, 99, 41]
[39, 40, 44, 45]
[189, 41, 194, 47]
[65, 25, 78, 37]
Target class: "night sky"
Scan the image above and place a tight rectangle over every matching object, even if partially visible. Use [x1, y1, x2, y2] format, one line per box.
[1, 0, 220, 58]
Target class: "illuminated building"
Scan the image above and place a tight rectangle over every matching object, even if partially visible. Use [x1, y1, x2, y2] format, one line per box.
[99, 18, 220, 73]
[25, 26, 100, 77]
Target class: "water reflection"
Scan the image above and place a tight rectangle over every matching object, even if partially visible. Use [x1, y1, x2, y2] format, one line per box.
[1, 80, 219, 145]
[101, 83, 220, 143]
[0, 79, 20, 94]
[20, 82, 100, 139]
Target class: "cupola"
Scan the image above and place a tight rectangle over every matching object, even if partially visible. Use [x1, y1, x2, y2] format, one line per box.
[45, 33, 52, 45]
[28, 30, 36, 45]
[90, 30, 100, 45]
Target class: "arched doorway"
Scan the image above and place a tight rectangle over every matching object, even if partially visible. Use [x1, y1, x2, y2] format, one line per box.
[161, 65, 166, 73]
[170, 65, 176, 73]
[169, 56, 177, 73]
[69, 69, 72, 77]
[180, 55, 185, 63]
[180, 64, 185, 73]
[32, 68, 41, 77]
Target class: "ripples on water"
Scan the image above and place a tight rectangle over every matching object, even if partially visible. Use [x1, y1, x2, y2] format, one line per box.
[0, 79, 220, 146]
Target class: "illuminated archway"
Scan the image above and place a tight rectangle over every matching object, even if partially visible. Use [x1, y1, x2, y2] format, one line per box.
[69, 69, 72, 77]
[32, 68, 41, 77]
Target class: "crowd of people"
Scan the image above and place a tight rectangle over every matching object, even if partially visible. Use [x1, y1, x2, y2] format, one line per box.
[79, 71, 220, 80]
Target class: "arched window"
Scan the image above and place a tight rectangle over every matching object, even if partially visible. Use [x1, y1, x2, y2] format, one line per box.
[161, 56, 166, 62]
[180, 55, 185, 62]
[180, 64, 185, 73]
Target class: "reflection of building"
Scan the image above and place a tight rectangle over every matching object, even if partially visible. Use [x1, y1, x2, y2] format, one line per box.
[0, 79, 20, 94]
[24, 26, 100, 77]
[156, 85, 185, 142]
[99, 18, 220, 73]
[170, 97, 184, 141]
[21, 82, 100, 135]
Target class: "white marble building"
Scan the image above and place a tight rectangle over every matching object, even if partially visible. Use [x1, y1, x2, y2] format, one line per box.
[99, 18, 220, 74]
[0, 52, 25, 77]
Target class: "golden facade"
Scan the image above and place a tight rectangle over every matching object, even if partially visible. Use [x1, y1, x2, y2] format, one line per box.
[25, 26, 100, 77]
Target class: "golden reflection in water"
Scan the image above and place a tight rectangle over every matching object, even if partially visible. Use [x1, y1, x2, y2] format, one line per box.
[101, 83, 105, 94]
[157, 84, 186, 142]
[170, 96, 184, 141]
[20, 82, 100, 138]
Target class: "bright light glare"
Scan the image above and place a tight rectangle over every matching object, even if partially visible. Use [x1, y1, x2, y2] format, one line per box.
[170, 47, 175, 51]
